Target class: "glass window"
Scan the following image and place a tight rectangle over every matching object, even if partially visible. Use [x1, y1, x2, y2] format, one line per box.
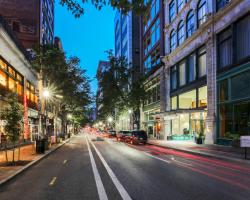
[8, 77, 16, 92]
[157, 84, 160, 101]
[0, 70, 7, 86]
[231, 71, 250, 101]
[170, 66, 177, 90]
[218, 28, 233, 68]
[177, 21, 185, 45]
[197, 0, 207, 27]
[177, 0, 184, 13]
[179, 60, 186, 86]
[17, 83, 23, 96]
[8, 67, 15, 77]
[236, 15, 250, 61]
[179, 90, 196, 109]
[186, 10, 195, 38]
[171, 96, 177, 110]
[219, 80, 228, 102]
[198, 47, 206, 77]
[188, 54, 196, 82]
[170, 30, 177, 52]
[219, 104, 233, 139]
[216, 0, 230, 11]
[198, 86, 207, 107]
[179, 90, 197, 109]
[0, 59, 7, 70]
[26, 90, 30, 100]
[169, 0, 176, 23]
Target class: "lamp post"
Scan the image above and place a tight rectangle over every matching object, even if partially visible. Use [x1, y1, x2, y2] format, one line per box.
[128, 109, 132, 131]
[43, 89, 50, 137]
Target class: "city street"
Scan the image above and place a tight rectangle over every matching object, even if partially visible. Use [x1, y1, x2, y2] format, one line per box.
[0, 133, 250, 200]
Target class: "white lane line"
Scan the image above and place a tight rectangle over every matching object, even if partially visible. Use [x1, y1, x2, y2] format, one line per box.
[86, 137, 108, 200]
[144, 152, 171, 163]
[49, 177, 57, 186]
[88, 137, 132, 200]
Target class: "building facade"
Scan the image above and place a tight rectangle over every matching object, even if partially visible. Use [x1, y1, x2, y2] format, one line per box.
[161, 0, 250, 145]
[140, 0, 165, 139]
[114, 10, 141, 131]
[0, 0, 54, 49]
[0, 16, 39, 141]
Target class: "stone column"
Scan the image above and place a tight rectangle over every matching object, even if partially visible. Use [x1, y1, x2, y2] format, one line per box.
[205, 31, 217, 144]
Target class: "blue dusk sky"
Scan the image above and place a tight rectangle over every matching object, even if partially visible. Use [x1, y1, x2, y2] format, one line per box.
[55, 2, 116, 94]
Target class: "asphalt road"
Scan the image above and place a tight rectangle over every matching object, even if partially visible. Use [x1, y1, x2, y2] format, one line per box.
[0, 133, 250, 200]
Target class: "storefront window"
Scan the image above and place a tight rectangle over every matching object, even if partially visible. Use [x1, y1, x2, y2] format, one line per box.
[231, 71, 250, 100]
[180, 114, 190, 135]
[17, 83, 23, 96]
[198, 86, 207, 107]
[219, 80, 228, 102]
[171, 96, 177, 110]
[8, 67, 15, 77]
[179, 60, 186, 86]
[198, 47, 206, 77]
[8, 77, 16, 92]
[0, 70, 7, 86]
[179, 89, 196, 109]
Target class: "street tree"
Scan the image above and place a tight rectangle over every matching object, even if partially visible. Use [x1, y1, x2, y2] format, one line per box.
[59, 0, 149, 18]
[32, 45, 92, 134]
[1, 93, 24, 164]
[96, 51, 146, 128]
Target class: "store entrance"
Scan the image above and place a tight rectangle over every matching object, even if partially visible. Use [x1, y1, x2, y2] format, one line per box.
[190, 119, 205, 136]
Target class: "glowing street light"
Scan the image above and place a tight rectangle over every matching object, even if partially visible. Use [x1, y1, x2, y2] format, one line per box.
[128, 109, 132, 114]
[67, 114, 72, 119]
[43, 89, 50, 98]
[107, 117, 113, 123]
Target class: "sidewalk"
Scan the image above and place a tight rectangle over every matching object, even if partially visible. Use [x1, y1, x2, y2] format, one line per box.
[147, 139, 250, 163]
[0, 140, 68, 185]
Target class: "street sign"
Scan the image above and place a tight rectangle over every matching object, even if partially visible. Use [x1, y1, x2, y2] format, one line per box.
[240, 136, 250, 160]
[240, 136, 250, 147]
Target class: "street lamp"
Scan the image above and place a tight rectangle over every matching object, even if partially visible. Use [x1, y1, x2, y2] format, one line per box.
[43, 89, 50, 98]
[107, 117, 113, 129]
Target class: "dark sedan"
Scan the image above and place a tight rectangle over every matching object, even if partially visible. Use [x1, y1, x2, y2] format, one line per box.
[125, 130, 148, 145]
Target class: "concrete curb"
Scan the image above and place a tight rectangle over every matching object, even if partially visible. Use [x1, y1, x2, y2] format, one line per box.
[147, 141, 250, 164]
[0, 139, 70, 186]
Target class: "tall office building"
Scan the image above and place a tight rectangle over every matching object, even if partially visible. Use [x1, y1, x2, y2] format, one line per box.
[114, 10, 141, 81]
[0, 0, 54, 49]
[140, 0, 165, 138]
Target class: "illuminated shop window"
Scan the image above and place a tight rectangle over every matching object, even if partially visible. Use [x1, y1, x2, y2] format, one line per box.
[179, 90, 196, 109]
[171, 96, 177, 110]
[198, 86, 207, 107]
[0, 70, 7, 86]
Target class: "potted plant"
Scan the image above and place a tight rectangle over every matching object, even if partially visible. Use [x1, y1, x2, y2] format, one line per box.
[196, 132, 205, 144]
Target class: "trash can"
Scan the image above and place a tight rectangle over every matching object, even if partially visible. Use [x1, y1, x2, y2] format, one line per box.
[36, 139, 45, 154]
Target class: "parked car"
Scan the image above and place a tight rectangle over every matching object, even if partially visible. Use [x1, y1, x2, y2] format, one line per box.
[116, 130, 131, 142]
[125, 130, 148, 145]
[106, 130, 116, 138]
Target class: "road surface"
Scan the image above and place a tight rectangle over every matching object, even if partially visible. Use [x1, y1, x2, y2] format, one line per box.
[0, 133, 250, 200]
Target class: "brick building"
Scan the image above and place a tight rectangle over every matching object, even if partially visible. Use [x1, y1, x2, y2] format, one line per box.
[0, 0, 54, 49]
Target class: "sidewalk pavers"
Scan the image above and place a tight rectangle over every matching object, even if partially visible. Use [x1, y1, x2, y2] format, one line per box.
[0, 140, 69, 186]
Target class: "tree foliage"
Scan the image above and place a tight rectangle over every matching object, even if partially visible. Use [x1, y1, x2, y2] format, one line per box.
[1, 93, 24, 163]
[1, 93, 23, 143]
[32, 45, 92, 126]
[96, 51, 146, 126]
[59, 0, 149, 18]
